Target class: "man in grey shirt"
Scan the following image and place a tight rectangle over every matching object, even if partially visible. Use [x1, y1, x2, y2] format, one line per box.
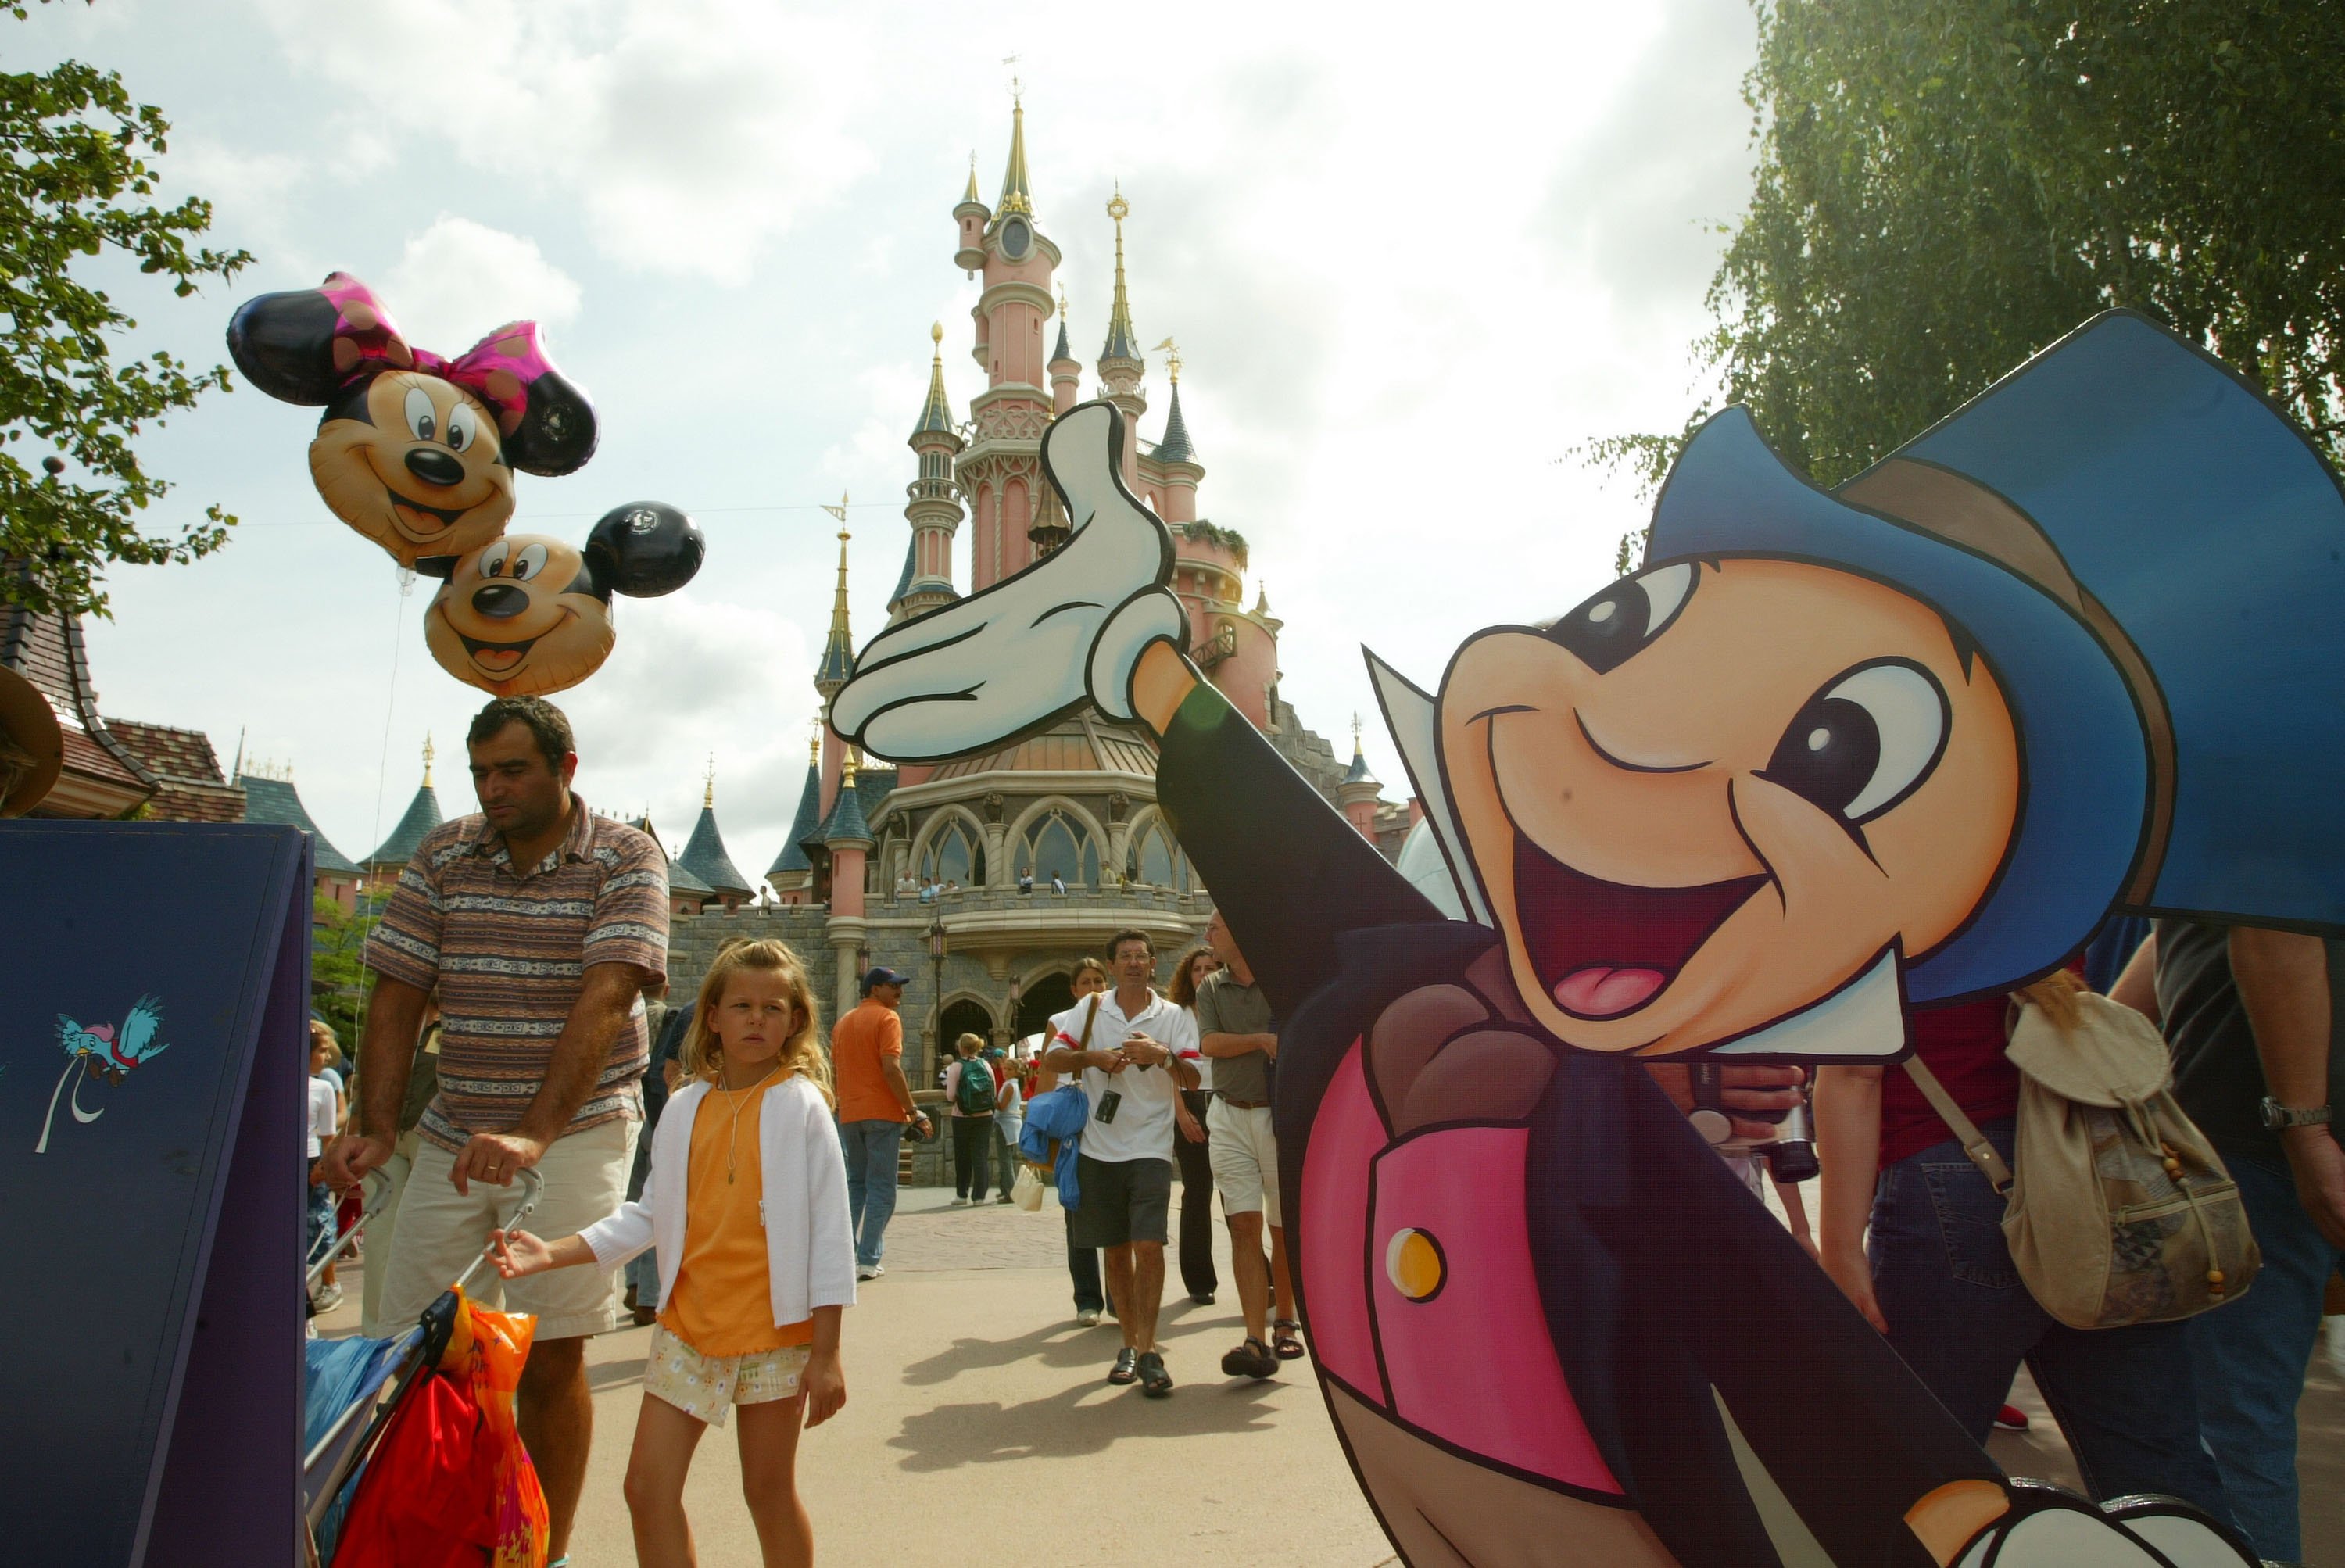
[1196, 909, 1299, 1378]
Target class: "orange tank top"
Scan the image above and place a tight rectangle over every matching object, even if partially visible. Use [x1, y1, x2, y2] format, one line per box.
[659, 1077, 815, 1357]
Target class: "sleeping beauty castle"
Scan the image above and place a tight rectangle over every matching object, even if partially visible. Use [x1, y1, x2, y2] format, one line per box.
[660, 101, 1425, 1091]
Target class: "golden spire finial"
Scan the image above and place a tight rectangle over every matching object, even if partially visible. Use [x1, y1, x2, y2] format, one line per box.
[1352, 712, 1364, 748]
[704, 754, 715, 809]
[1058, 288, 1069, 321]
[1153, 337, 1181, 383]
[809, 730, 822, 769]
[421, 733, 435, 787]
[841, 746, 861, 786]
[1101, 184, 1140, 364]
[931, 320, 944, 350]
[997, 86, 1033, 215]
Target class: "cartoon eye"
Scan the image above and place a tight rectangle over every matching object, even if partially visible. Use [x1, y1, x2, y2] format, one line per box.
[403, 385, 436, 443]
[445, 402, 478, 453]
[478, 540, 510, 578]
[1542, 562, 1697, 674]
[1760, 659, 1950, 825]
[510, 542, 548, 581]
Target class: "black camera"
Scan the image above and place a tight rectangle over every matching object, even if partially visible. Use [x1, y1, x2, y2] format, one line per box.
[1094, 1090, 1122, 1124]
[1688, 1063, 1818, 1183]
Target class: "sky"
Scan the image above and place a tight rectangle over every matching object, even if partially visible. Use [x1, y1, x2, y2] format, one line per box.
[30, 0, 1762, 881]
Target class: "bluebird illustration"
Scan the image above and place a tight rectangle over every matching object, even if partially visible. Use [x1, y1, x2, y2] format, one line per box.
[824, 311, 2343, 1566]
[38, 996, 167, 1154]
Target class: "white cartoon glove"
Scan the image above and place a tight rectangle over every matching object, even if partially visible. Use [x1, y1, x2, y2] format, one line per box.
[830, 401, 1187, 762]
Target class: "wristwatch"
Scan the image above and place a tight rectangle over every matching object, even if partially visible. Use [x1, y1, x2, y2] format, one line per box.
[2259, 1097, 2332, 1131]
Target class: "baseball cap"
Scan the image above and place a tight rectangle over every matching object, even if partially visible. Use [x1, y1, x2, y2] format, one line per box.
[861, 965, 913, 993]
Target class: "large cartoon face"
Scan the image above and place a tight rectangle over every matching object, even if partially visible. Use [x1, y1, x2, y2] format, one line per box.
[1438, 557, 2019, 1056]
[424, 534, 614, 697]
[309, 371, 517, 562]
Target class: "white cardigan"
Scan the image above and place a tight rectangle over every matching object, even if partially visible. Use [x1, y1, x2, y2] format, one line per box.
[578, 1074, 857, 1328]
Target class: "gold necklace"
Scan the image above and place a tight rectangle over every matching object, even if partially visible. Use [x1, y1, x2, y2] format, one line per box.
[716, 1059, 784, 1183]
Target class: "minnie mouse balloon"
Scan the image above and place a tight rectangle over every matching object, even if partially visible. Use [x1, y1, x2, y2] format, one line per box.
[227, 272, 598, 565]
[424, 502, 705, 696]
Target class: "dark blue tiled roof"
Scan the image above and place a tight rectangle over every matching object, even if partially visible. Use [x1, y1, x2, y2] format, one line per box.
[241, 774, 358, 874]
[818, 776, 872, 845]
[768, 762, 822, 877]
[668, 856, 714, 897]
[888, 537, 918, 608]
[365, 783, 443, 868]
[679, 804, 752, 897]
[1156, 382, 1196, 465]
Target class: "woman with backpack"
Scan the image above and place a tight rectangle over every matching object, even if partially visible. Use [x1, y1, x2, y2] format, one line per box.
[1814, 968, 2235, 1523]
[944, 1032, 1000, 1206]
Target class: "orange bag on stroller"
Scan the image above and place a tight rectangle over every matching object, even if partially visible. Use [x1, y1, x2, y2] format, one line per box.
[330, 1293, 550, 1568]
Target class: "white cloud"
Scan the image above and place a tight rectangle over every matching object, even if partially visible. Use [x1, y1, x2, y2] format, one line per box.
[381, 217, 585, 351]
[249, 0, 875, 285]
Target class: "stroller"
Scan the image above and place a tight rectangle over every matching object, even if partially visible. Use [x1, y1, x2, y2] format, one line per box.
[302, 1168, 551, 1567]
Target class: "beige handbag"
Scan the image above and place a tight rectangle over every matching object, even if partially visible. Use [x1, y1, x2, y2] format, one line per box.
[1903, 990, 2258, 1329]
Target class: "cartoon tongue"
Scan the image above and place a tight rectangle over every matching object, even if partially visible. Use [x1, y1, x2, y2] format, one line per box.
[1553, 966, 1667, 1018]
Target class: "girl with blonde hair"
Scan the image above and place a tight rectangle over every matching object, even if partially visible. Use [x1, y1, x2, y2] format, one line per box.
[492, 938, 854, 1567]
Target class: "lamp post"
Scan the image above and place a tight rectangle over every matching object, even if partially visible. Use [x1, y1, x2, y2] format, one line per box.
[1005, 975, 1023, 1051]
[926, 917, 948, 1081]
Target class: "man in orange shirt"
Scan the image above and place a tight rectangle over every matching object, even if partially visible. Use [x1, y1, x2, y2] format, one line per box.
[832, 966, 931, 1280]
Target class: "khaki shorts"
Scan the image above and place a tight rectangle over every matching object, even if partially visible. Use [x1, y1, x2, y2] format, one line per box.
[377, 1117, 638, 1341]
[1208, 1098, 1281, 1226]
[643, 1324, 811, 1427]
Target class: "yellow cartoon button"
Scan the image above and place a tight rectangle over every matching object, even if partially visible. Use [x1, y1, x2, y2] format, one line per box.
[1384, 1227, 1445, 1302]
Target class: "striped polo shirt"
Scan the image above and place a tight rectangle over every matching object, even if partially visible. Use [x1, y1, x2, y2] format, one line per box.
[364, 799, 670, 1154]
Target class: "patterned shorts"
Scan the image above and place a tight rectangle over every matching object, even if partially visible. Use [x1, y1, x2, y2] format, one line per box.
[643, 1324, 811, 1427]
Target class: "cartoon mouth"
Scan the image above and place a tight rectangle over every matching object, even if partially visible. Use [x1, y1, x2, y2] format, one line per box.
[387, 489, 471, 537]
[458, 629, 543, 675]
[1513, 836, 1767, 1018]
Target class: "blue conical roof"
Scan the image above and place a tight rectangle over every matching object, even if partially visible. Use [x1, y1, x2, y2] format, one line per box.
[366, 781, 443, 868]
[818, 772, 872, 845]
[768, 759, 822, 877]
[1156, 382, 1197, 465]
[679, 802, 752, 897]
[668, 855, 714, 897]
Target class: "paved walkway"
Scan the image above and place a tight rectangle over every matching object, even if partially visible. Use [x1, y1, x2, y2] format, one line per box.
[320, 1183, 2345, 1566]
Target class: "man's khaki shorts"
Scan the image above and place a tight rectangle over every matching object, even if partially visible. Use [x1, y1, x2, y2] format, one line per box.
[1208, 1098, 1281, 1226]
[377, 1117, 638, 1340]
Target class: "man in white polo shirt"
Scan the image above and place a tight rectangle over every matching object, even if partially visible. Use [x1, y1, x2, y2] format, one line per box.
[1045, 927, 1199, 1398]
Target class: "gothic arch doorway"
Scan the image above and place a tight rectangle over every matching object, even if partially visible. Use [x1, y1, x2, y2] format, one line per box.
[1015, 971, 1075, 1040]
[937, 998, 997, 1062]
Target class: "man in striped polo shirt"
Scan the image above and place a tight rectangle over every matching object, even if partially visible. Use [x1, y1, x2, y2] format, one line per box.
[323, 695, 668, 1566]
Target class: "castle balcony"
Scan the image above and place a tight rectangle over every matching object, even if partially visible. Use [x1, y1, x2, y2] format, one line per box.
[865, 884, 1207, 977]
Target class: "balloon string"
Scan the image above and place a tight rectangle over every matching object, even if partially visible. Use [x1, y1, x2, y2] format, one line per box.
[351, 570, 413, 1054]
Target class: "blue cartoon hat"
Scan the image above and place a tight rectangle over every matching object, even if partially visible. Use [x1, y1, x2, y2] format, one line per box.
[1646, 311, 2345, 1004]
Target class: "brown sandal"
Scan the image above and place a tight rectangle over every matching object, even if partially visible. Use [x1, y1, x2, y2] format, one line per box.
[1272, 1319, 1305, 1359]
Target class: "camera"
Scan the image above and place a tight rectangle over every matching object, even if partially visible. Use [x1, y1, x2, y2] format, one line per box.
[1688, 1063, 1818, 1183]
[1094, 1090, 1122, 1124]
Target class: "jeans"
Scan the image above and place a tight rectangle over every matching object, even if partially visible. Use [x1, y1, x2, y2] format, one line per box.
[1065, 1205, 1104, 1313]
[1174, 1089, 1218, 1298]
[2189, 1151, 2343, 1563]
[993, 1113, 1022, 1196]
[838, 1119, 906, 1269]
[1868, 1124, 2232, 1524]
[625, 1248, 659, 1309]
[951, 1115, 992, 1201]
[305, 1163, 337, 1269]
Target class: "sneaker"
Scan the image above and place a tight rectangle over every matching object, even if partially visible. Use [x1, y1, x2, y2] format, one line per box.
[951, 1197, 971, 1208]
[1994, 1404, 2030, 1432]
[1076, 1308, 1102, 1327]
[310, 1282, 344, 1312]
[855, 1262, 885, 1280]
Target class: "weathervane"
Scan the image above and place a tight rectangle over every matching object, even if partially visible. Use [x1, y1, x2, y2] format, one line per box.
[821, 492, 850, 543]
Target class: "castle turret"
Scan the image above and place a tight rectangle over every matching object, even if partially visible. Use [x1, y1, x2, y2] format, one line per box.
[764, 735, 823, 904]
[363, 736, 444, 887]
[1097, 187, 1147, 494]
[896, 324, 965, 624]
[1049, 290, 1081, 417]
[953, 156, 988, 276]
[1152, 345, 1201, 525]
[960, 97, 1062, 592]
[1337, 720, 1382, 842]
[819, 749, 874, 919]
[678, 761, 754, 911]
[814, 517, 855, 818]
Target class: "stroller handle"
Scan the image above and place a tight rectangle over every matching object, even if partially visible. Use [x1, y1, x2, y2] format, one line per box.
[452, 1165, 546, 1298]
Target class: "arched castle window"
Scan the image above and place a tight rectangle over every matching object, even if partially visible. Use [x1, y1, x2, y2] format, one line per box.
[1125, 820, 1190, 891]
[1022, 808, 1098, 889]
[921, 818, 985, 887]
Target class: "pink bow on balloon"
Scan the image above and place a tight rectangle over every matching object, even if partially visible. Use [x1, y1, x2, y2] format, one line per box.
[317, 271, 557, 439]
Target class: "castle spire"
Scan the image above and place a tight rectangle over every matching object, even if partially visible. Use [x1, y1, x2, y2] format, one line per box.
[913, 321, 954, 435]
[815, 501, 855, 695]
[962, 152, 980, 206]
[998, 99, 1033, 217]
[704, 753, 715, 809]
[421, 732, 435, 788]
[1152, 338, 1197, 465]
[1099, 185, 1142, 368]
[1051, 288, 1073, 366]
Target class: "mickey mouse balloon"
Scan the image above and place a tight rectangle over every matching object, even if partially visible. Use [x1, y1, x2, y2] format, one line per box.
[424, 501, 705, 696]
[227, 272, 598, 564]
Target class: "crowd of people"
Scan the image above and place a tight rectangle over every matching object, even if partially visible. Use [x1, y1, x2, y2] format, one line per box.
[303, 692, 2345, 1568]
